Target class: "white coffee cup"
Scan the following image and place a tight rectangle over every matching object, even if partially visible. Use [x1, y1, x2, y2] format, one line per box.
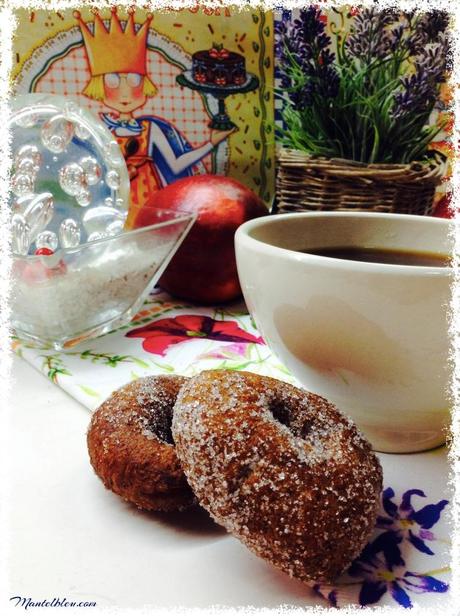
[235, 212, 454, 453]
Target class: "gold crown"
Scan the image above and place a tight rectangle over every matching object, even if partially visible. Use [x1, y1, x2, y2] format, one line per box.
[74, 8, 153, 76]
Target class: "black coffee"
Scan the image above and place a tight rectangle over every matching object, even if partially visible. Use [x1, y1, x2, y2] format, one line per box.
[302, 246, 450, 267]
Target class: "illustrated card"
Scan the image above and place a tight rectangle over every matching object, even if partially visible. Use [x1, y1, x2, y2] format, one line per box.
[12, 6, 275, 208]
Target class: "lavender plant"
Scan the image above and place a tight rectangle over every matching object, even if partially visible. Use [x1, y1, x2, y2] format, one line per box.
[275, 6, 451, 164]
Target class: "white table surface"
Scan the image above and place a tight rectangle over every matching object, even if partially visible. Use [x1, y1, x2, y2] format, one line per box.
[6, 354, 327, 611]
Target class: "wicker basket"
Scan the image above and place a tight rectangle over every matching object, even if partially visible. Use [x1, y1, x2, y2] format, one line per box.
[276, 148, 445, 215]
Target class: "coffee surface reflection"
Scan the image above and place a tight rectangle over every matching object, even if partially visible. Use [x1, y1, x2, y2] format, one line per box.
[300, 246, 450, 267]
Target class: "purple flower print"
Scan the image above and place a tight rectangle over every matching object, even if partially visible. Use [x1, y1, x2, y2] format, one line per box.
[348, 535, 448, 607]
[377, 488, 448, 555]
[312, 585, 337, 607]
[314, 486, 450, 608]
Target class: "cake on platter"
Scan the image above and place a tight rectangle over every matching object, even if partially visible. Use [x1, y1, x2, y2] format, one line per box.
[192, 43, 246, 87]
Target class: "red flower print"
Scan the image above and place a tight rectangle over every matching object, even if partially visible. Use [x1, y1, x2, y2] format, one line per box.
[126, 314, 264, 356]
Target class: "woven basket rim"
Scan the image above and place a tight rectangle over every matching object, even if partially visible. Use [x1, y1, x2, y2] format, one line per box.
[275, 147, 444, 215]
[277, 147, 446, 183]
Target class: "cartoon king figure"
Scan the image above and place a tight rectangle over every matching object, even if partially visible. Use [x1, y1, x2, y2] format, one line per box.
[74, 8, 233, 209]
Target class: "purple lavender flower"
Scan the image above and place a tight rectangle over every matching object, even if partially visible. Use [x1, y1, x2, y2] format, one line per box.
[377, 488, 448, 555]
[348, 534, 449, 607]
[393, 68, 436, 118]
[346, 7, 399, 61]
[417, 39, 451, 81]
[402, 10, 451, 57]
[275, 8, 339, 109]
[347, 8, 450, 68]
[392, 53, 448, 120]
[291, 7, 330, 61]
[391, 10, 450, 120]
[319, 66, 340, 99]
[388, 24, 405, 52]
[416, 11, 450, 44]
[274, 17, 288, 59]
[275, 6, 450, 163]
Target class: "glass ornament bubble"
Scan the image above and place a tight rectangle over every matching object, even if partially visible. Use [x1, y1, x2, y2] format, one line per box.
[63, 100, 79, 118]
[74, 122, 91, 141]
[104, 196, 114, 208]
[41, 114, 74, 153]
[35, 230, 58, 252]
[15, 144, 42, 167]
[11, 213, 31, 256]
[105, 140, 125, 167]
[106, 219, 125, 237]
[115, 197, 125, 209]
[105, 169, 121, 190]
[11, 173, 34, 197]
[12, 199, 25, 217]
[14, 109, 39, 128]
[49, 134, 68, 155]
[16, 157, 40, 177]
[76, 188, 92, 208]
[80, 156, 102, 185]
[87, 231, 107, 243]
[24, 192, 54, 239]
[82, 205, 127, 235]
[59, 218, 81, 248]
[59, 162, 87, 197]
[12, 193, 35, 216]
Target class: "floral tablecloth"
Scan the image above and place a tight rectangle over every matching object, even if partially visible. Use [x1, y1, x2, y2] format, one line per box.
[13, 289, 297, 411]
[13, 289, 453, 610]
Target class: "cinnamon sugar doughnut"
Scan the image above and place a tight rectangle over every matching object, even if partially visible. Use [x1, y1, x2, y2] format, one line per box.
[87, 375, 195, 512]
[172, 370, 382, 582]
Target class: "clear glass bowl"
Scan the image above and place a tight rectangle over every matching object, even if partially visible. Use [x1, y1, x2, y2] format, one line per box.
[11, 208, 196, 349]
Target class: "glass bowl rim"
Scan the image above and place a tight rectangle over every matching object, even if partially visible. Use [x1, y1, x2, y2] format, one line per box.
[12, 206, 197, 261]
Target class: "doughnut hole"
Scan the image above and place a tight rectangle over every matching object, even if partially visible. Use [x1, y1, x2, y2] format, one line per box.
[269, 395, 315, 439]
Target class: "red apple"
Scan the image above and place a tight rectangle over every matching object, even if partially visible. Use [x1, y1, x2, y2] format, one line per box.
[128, 175, 268, 304]
[432, 193, 454, 219]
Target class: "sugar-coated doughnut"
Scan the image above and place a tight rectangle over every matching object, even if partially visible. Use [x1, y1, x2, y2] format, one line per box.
[87, 375, 195, 512]
[172, 370, 383, 582]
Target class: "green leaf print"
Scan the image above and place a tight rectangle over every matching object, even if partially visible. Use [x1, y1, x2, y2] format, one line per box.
[74, 350, 144, 368]
[272, 362, 293, 377]
[40, 354, 72, 384]
[78, 385, 100, 397]
[131, 357, 150, 368]
[150, 360, 175, 373]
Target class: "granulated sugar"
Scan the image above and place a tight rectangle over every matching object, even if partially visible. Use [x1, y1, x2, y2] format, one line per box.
[11, 241, 163, 340]
[172, 369, 383, 584]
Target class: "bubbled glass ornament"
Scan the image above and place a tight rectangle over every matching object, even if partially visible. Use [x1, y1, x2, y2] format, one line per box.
[9, 93, 130, 256]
